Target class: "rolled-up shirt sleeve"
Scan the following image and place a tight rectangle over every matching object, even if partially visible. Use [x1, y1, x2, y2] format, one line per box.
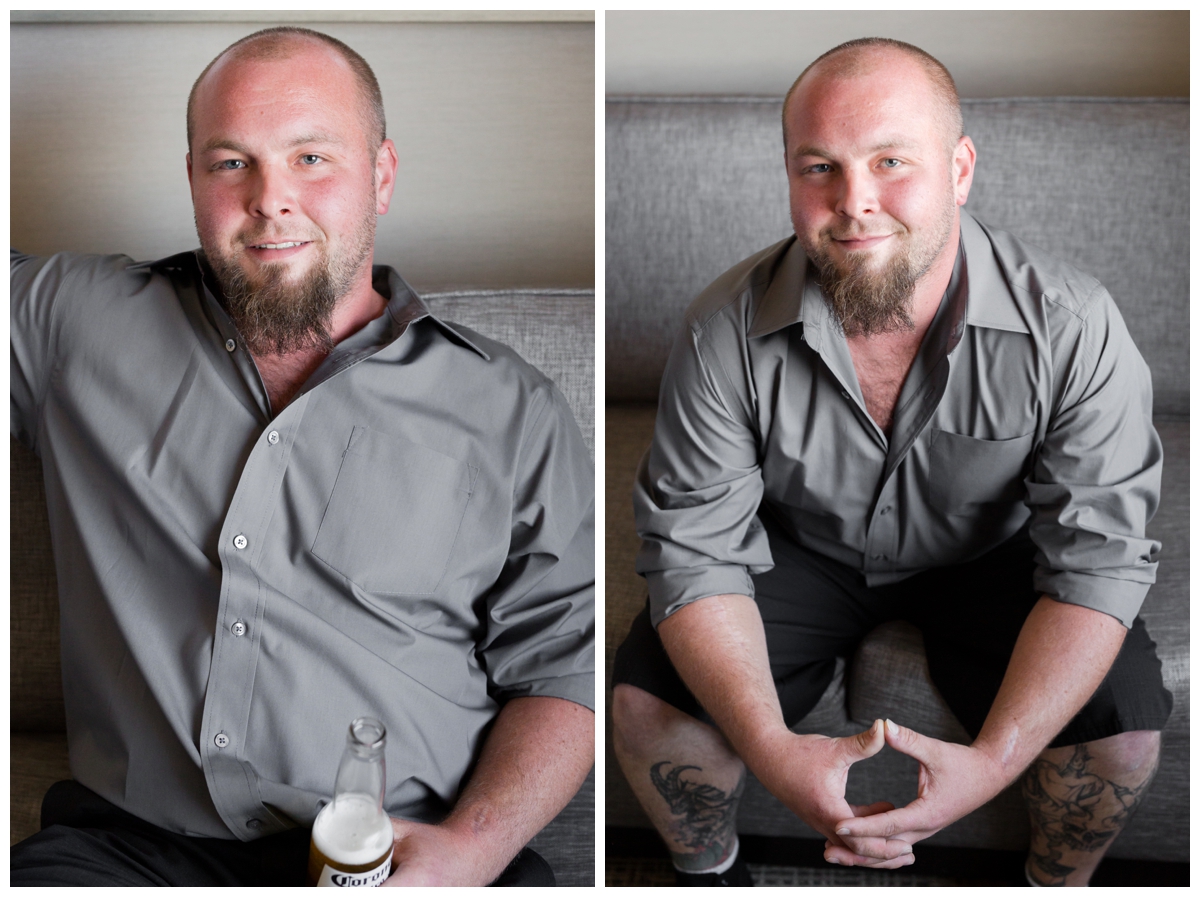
[1027, 284, 1162, 628]
[634, 305, 775, 627]
[477, 382, 595, 710]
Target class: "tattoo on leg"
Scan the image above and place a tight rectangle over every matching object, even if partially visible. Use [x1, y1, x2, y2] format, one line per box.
[649, 760, 745, 870]
[1022, 744, 1159, 885]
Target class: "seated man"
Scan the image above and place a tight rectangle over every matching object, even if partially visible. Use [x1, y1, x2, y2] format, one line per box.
[612, 37, 1169, 887]
[11, 27, 594, 887]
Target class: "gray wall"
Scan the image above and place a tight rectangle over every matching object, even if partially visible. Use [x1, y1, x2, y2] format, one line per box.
[607, 11, 1188, 98]
[12, 14, 594, 291]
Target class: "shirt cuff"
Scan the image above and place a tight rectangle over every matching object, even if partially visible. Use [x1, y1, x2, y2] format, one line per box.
[646, 564, 757, 628]
[1033, 567, 1155, 628]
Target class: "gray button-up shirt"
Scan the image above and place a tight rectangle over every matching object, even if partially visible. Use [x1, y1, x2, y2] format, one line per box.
[11, 249, 594, 840]
[635, 213, 1160, 629]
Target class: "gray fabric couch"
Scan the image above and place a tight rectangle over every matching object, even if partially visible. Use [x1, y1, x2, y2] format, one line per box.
[605, 96, 1188, 861]
[10, 286, 595, 886]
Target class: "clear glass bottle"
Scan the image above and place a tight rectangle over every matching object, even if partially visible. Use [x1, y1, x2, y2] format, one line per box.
[307, 717, 394, 887]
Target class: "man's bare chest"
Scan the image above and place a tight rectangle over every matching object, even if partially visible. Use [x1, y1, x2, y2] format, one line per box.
[846, 336, 923, 437]
[254, 349, 329, 413]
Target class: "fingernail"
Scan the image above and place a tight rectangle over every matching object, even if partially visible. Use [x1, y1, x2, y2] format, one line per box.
[826, 856, 840, 865]
[836, 827, 850, 836]
[885, 718, 898, 734]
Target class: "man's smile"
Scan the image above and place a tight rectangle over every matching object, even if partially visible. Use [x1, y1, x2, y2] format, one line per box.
[244, 240, 314, 260]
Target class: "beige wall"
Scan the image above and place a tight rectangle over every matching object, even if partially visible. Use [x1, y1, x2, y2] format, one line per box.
[606, 11, 1188, 98]
[12, 16, 594, 291]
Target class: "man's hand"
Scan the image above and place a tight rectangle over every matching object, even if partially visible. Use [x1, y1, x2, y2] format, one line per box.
[748, 720, 914, 869]
[826, 719, 1009, 865]
[376, 696, 592, 886]
[381, 818, 490, 887]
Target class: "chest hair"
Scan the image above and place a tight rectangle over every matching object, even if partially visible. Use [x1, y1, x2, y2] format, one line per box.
[846, 333, 924, 437]
[253, 349, 329, 414]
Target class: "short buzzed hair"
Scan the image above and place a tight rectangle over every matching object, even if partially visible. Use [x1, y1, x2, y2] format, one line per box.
[782, 37, 962, 152]
[186, 27, 386, 152]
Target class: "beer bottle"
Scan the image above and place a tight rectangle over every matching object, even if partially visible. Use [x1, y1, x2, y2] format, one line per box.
[308, 717, 395, 887]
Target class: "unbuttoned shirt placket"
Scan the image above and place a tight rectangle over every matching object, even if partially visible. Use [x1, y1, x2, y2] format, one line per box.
[192, 277, 389, 839]
[804, 246, 967, 580]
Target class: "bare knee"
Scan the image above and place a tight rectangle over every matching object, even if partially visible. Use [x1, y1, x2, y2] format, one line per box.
[612, 684, 741, 767]
[611, 684, 682, 757]
[1040, 729, 1161, 780]
[1088, 729, 1161, 776]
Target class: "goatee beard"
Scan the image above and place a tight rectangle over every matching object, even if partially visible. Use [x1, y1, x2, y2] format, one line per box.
[208, 252, 339, 356]
[813, 249, 918, 338]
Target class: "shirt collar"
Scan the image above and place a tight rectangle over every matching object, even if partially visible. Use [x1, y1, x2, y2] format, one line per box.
[958, 213, 1031, 334]
[137, 251, 491, 360]
[744, 211, 1030, 344]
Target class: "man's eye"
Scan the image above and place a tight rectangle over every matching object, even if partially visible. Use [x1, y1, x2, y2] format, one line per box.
[216, 159, 246, 170]
[300, 154, 322, 165]
[807, 164, 832, 174]
[881, 158, 902, 168]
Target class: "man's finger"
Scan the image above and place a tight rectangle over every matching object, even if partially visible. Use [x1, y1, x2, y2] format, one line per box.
[838, 718, 885, 764]
[882, 718, 938, 765]
[835, 803, 927, 841]
[824, 843, 915, 869]
[830, 832, 914, 862]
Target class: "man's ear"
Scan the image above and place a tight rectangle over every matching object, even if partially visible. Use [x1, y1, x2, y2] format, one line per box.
[375, 139, 399, 216]
[186, 152, 194, 192]
[953, 136, 976, 207]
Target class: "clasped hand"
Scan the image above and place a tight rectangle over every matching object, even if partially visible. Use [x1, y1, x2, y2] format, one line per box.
[756, 719, 1008, 869]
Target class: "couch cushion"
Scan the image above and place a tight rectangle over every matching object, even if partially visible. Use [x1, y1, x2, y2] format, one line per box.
[605, 97, 1189, 416]
[10, 732, 71, 846]
[10, 439, 63, 733]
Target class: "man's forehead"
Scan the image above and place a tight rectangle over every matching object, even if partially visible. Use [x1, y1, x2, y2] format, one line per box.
[197, 39, 351, 104]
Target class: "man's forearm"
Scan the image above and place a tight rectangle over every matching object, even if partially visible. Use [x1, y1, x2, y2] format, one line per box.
[971, 595, 1126, 781]
[657, 593, 791, 763]
[430, 695, 594, 883]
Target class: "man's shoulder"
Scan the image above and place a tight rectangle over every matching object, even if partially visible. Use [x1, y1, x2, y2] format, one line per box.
[682, 236, 796, 336]
[966, 216, 1108, 320]
[12, 248, 192, 304]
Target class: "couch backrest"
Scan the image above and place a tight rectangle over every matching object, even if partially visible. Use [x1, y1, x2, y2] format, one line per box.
[606, 97, 1189, 417]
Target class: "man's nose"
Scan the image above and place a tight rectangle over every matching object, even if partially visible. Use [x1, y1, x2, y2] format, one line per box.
[835, 168, 879, 219]
[250, 164, 294, 219]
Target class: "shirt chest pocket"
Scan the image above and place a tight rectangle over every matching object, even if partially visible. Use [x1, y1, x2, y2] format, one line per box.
[927, 428, 1034, 516]
[312, 426, 478, 595]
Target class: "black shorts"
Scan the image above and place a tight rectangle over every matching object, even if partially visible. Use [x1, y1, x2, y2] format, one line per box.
[613, 524, 1172, 748]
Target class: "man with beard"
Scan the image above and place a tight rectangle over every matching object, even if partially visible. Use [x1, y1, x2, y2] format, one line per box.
[611, 38, 1168, 886]
[10, 28, 594, 886]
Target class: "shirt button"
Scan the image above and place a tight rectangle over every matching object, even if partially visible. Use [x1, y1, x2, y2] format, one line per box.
[872, 554, 887, 561]
[214, 732, 230, 749]
[246, 818, 262, 830]
[225, 338, 236, 352]
[880, 506, 892, 516]
[841, 391, 851, 400]
[267, 430, 280, 445]
[231, 621, 247, 637]
[233, 534, 248, 550]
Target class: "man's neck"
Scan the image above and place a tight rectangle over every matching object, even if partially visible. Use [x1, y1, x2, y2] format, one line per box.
[325, 263, 390, 346]
[251, 266, 389, 414]
[844, 219, 961, 436]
